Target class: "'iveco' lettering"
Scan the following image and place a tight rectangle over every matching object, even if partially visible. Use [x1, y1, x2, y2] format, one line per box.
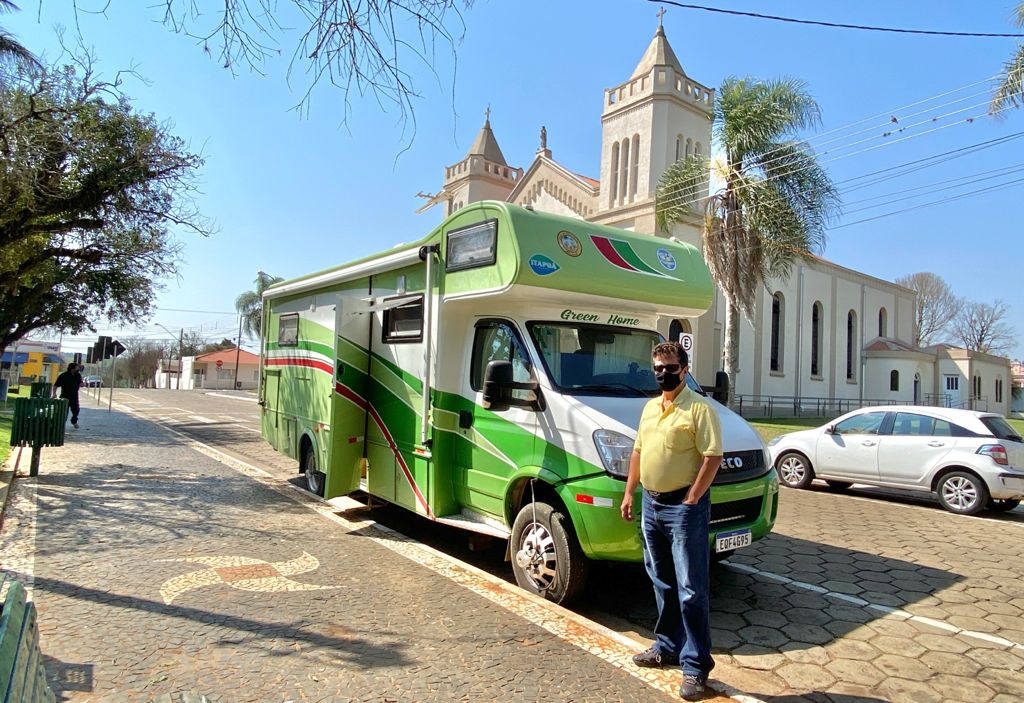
[724, 456, 744, 469]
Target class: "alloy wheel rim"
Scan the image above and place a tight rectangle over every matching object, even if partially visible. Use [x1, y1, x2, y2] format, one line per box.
[942, 476, 977, 510]
[779, 457, 806, 485]
[518, 522, 558, 591]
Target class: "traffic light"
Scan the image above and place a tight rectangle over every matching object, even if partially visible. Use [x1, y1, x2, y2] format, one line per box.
[87, 336, 125, 362]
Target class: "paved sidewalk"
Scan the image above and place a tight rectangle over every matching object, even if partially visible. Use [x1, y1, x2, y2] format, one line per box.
[0, 407, 727, 702]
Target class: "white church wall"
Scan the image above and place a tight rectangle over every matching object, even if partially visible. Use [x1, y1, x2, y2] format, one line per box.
[800, 267, 834, 398]
[863, 356, 930, 403]
[864, 287, 899, 340]
[834, 278, 863, 399]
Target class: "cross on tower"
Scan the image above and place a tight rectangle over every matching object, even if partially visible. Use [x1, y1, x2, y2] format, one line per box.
[656, 7, 666, 25]
[485, 105, 491, 123]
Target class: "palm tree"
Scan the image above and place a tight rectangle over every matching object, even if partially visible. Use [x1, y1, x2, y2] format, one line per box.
[991, 3, 1024, 114]
[656, 77, 839, 404]
[0, 1, 38, 66]
[235, 271, 284, 339]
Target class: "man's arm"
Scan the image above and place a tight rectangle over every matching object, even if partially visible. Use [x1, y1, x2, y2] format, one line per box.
[620, 450, 641, 521]
[684, 455, 722, 504]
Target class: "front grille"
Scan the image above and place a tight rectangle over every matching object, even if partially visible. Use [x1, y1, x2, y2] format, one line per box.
[710, 496, 764, 529]
[714, 450, 771, 485]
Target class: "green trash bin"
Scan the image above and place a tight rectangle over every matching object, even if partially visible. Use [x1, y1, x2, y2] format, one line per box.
[10, 397, 68, 476]
[29, 381, 51, 398]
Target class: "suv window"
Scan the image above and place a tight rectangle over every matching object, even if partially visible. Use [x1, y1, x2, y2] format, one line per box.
[833, 412, 885, 435]
[980, 416, 1023, 442]
[892, 412, 935, 436]
[470, 321, 532, 394]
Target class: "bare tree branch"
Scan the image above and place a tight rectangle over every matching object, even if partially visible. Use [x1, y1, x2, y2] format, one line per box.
[952, 299, 1017, 354]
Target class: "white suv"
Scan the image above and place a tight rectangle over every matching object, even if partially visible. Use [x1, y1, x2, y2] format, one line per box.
[768, 406, 1024, 515]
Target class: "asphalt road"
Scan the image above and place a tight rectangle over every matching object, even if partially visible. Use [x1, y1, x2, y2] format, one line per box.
[100, 388, 1024, 702]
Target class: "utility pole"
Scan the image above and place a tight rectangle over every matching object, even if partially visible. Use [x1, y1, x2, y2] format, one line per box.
[178, 328, 184, 390]
[233, 314, 243, 390]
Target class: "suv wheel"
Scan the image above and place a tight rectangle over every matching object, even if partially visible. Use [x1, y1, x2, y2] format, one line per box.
[936, 471, 988, 515]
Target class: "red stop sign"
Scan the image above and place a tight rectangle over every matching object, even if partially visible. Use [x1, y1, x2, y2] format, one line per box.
[215, 359, 223, 368]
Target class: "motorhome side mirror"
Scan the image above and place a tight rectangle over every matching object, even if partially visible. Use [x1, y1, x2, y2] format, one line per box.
[482, 360, 514, 411]
[712, 371, 730, 404]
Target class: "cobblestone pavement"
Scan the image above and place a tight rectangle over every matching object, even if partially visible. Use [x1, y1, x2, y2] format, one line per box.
[3, 405, 697, 703]
[78, 390, 1024, 702]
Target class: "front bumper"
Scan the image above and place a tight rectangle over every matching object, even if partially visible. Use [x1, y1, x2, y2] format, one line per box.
[561, 470, 780, 562]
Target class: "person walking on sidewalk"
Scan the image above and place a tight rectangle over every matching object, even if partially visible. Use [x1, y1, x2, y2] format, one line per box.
[53, 362, 84, 429]
[620, 341, 722, 701]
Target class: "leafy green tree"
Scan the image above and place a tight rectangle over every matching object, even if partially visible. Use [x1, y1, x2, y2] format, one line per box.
[236, 272, 283, 339]
[656, 77, 839, 402]
[991, 3, 1024, 114]
[0, 53, 208, 357]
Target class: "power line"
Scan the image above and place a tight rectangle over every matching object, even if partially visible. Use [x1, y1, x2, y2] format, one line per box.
[650, 1, 1024, 38]
[154, 307, 237, 315]
[833, 176, 1024, 229]
[842, 160, 1024, 209]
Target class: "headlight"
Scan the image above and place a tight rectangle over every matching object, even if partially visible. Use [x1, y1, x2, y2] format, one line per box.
[593, 429, 634, 479]
[767, 436, 783, 447]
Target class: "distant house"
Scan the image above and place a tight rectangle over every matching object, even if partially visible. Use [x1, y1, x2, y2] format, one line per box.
[188, 349, 260, 390]
[1011, 360, 1024, 415]
[863, 340, 1012, 416]
[0, 340, 64, 385]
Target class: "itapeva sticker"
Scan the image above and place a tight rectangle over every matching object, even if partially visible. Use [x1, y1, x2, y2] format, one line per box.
[529, 254, 560, 276]
[656, 247, 677, 271]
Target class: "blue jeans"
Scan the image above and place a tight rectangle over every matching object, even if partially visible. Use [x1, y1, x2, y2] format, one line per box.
[641, 490, 714, 677]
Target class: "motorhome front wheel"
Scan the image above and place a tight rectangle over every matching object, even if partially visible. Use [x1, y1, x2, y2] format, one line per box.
[510, 502, 588, 605]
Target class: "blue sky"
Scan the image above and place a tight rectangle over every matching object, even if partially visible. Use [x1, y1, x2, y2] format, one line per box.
[7, 1, 1024, 359]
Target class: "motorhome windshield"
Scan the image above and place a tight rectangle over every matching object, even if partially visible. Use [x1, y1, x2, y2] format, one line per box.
[526, 322, 662, 396]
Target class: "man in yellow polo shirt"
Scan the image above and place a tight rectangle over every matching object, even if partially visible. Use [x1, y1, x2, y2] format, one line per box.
[620, 341, 722, 701]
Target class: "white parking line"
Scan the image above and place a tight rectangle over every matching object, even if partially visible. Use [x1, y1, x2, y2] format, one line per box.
[725, 561, 1024, 652]
[205, 392, 259, 403]
[187, 415, 216, 424]
[232, 424, 262, 434]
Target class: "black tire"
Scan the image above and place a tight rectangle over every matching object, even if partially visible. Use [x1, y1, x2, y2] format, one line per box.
[302, 445, 325, 497]
[987, 498, 1021, 513]
[776, 452, 815, 489]
[510, 501, 588, 604]
[936, 471, 988, 516]
[825, 480, 853, 491]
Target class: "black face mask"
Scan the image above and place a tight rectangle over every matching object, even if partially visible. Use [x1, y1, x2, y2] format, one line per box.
[655, 371, 682, 392]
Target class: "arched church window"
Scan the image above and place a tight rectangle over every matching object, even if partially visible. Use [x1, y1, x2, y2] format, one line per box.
[609, 143, 619, 207]
[695, 142, 703, 158]
[846, 310, 857, 381]
[811, 301, 823, 377]
[878, 307, 888, 337]
[770, 293, 784, 372]
[619, 138, 630, 202]
[685, 138, 693, 159]
[630, 134, 640, 201]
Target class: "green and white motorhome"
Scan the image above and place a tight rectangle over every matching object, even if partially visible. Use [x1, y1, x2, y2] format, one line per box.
[260, 201, 779, 602]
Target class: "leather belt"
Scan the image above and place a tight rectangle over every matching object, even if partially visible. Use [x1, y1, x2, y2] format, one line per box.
[644, 486, 690, 504]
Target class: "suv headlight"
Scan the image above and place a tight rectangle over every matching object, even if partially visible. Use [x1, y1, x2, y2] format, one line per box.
[593, 429, 633, 479]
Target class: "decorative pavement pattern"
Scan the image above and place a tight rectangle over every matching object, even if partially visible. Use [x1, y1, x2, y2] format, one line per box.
[158, 552, 336, 604]
[0, 407, 730, 703]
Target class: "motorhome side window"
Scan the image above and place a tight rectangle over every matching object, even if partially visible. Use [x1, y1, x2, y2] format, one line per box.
[278, 314, 299, 347]
[383, 297, 424, 343]
[471, 322, 532, 393]
[446, 219, 498, 272]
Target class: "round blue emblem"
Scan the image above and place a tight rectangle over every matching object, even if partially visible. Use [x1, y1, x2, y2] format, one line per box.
[656, 247, 677, 271]
[529, 254, 561, 276]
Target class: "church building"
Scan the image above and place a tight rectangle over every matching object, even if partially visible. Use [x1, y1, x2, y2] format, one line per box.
[421, 21, 1011, 416]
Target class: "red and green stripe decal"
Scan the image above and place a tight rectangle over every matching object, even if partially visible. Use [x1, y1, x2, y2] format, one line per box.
[590, 235, 665, 277]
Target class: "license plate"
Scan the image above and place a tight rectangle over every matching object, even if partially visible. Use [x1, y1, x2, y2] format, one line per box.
[715, 529, 752, 552]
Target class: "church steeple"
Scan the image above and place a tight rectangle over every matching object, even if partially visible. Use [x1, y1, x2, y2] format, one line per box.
[439, 108, 522, 216]
[466, 107, 507, 166]
[630, 15, 686, 79]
